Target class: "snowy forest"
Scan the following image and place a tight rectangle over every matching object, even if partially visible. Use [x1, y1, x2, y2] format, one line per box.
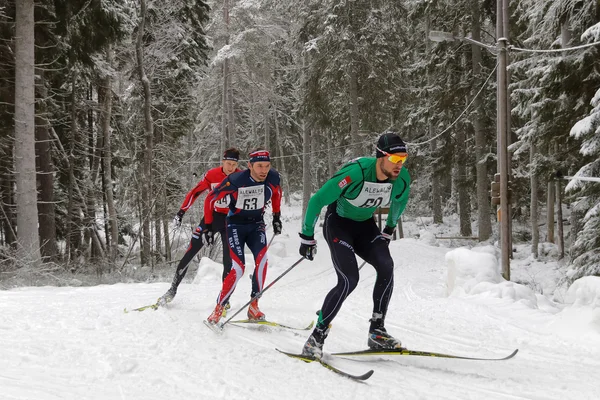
[1, 0, 600, 285]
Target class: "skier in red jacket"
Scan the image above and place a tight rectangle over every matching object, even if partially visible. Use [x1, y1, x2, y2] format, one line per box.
[158, 148, 241, 307]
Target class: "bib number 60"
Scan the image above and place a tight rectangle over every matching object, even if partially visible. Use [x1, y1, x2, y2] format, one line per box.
[359, 197, 383, 208]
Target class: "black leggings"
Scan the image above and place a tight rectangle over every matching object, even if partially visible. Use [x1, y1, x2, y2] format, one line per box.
[169, 212, 231, 290]
[316, 208, 395, 329]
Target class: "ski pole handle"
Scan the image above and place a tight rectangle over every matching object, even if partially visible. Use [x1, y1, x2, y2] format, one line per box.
[221, 256, 304, 327]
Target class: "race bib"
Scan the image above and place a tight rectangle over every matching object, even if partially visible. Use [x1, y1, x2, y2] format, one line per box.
[211, 183, 230, 208]
[347, 182, 392, 208]
[236, 185, 265, 210]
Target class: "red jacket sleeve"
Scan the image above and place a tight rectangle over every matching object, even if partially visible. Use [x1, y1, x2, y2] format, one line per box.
[179, 173, 211, 213]
[204, 178, 236, 224]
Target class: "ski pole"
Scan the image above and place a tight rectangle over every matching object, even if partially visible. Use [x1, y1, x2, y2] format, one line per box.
[220, 256, 305, 328]
[357, 259, 367, 271]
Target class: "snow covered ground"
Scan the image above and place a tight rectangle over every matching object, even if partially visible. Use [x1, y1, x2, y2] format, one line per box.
[2, 205, 600, 399]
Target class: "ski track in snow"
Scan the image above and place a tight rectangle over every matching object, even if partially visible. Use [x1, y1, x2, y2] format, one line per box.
[1, 236, 599, 400]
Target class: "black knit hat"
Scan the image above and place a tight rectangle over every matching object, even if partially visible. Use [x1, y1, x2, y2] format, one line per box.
[376, 131, 407, 158]
[223, 148, 240, 161]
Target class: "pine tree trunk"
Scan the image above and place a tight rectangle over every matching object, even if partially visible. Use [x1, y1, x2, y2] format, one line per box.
[155, 212, 162, 263]
[456, 127, 472, 236]
[249, 72, 257, 143]
[136, 0, 153, 268]
[426, 14, 443, 224]
[301, 54, 311, 221]
[570, 203, 583, 258]
[227, 78, 235, 145]
[14, 0, 41, 267]
[87, 83, 104, 262]
[456, 27, 472, 237]
[471, 0, 492, 240]
[66, 77, 79, 263]
[326, 130, 334, 177]
[556, 179, 564, 260]
[163, 187, 171, 263]
[35, 69, 57, 261]
[556, 20, 570, 260]
[0, 146, 16, 247]
[154, 128, 164, 264]
[273, 106, 291, 205]
[546, 178, 555, 243]
[222, 61, 229, 150]
[100, 49, 119, 265]
[530, 143, 539, 258]
[221, 0, 231, 150]
[264, 104, 270, 149]
[302, 120, 310, 221]
[348, 66, 360, 158]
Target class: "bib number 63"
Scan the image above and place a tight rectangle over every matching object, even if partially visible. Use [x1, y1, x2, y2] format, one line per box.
[242, 198, 258, 210]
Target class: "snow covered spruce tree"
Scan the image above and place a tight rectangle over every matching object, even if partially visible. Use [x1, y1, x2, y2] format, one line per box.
[406, 0, 497, 235]
[296, 0, 411, 200]
[194, 0, 301, 195]
[566, 22, 600, 279]
[512, 0, 600, 258]
[37, 0, 125, 266]
[115, 0, 210, 268]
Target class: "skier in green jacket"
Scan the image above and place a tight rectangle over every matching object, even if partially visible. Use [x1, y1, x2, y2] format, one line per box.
[299, 131, 411, 358]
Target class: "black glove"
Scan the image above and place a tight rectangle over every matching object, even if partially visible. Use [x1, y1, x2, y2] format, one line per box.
[299, 233, 317, 261]
[381, 225, 395, 243]
[273, 212, 282, 235]
[202, 223, 215, 245]
[173, 209, 185, 228]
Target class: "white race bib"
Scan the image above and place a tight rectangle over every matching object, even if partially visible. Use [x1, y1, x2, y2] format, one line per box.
[236, 186, 265, 210]
[211, 183, 230, 208]
[347, 182, 392, 208]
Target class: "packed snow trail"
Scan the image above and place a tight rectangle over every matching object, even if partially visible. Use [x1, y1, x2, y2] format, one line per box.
[2, 232, 599, 399]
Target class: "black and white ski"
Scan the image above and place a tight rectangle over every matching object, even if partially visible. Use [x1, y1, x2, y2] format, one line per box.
[332, 347, 519, 361]
[276, 349, 374, 381]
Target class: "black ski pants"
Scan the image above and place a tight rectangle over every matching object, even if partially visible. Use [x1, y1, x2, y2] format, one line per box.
[169, 212, 232, 290]
[316, 208, 395, 330]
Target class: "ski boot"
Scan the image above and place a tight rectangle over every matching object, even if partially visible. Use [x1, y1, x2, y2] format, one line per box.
[367, 313, 402, 350]
[207, 304, 225, 325]
[157, 287, 176, 307]
[302, 324, 331, 359]
[247, 299, 265, 320]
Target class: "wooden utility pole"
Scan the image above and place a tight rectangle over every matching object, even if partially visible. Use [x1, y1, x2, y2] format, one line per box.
[497, 0, 511, 280]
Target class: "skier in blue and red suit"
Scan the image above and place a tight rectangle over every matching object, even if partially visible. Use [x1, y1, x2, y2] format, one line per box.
[204, 149, 283, 324]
